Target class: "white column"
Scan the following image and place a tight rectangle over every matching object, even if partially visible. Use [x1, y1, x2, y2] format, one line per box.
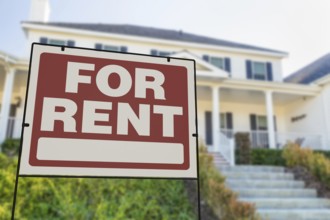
[0, 68, 15, 144]
[265, 90, 276, 149]
[212, 86, 220, 152]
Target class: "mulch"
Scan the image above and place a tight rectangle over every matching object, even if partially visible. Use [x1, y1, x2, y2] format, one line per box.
[183, 180, 219, 220]
[286, 166, 330, 198]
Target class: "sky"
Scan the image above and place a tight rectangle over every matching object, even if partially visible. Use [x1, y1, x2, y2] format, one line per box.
[1, 0, 330, 77]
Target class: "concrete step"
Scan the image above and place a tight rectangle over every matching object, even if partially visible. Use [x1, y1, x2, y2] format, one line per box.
[240, 198, 330, 209]
[235, 188, 317, 198]
[221, 171, 294, 180]
[258, 209, 330, 220]
[226, 179, 305, 189]
[219, 165, 285, 172]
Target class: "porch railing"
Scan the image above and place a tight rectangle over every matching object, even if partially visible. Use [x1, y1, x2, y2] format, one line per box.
[250, 130, 269, 148]
[219, 129, 324, 150]
[276, 132, 324, 150]
[219, 129, 235, 166]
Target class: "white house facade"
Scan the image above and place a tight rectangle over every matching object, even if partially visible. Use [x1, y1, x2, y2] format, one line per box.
[1, 0, 329, 165]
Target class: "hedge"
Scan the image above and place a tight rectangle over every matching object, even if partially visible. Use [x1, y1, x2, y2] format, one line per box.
[0, 153, 195, 219]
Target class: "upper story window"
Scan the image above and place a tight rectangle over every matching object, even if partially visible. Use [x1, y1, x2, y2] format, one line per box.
[202, 55, 231, 73]
[40, 37, 75, 47]
[246, 60, 273, 81]
[95, 43, 128, 52]
[150, 49, 172, 56]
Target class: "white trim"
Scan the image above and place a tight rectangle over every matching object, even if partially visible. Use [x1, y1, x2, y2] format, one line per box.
[21, 23, 288, 58]
[0, 68, 16, 144]
[212, 86, 220, 152]
[197, 77, 321, 96]
[265, 90, 276, 149]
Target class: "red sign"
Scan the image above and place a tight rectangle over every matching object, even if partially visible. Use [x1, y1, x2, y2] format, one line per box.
[19, 44, 197, 178]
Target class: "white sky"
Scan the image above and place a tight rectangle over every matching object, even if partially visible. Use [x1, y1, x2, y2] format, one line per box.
[1, 0, 330, 77]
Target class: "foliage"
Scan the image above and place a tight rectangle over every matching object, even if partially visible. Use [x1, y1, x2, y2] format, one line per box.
[235, 133, 251, 164]
[199, 146, 260, 220]
[0, 153, 195, 220]
[1, 139, 21, 157]
[238, 148, 285, 166]
[282, 142, 330, 188]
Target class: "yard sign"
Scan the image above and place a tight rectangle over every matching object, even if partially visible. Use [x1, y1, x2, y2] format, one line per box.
[18, 44, 198, 178]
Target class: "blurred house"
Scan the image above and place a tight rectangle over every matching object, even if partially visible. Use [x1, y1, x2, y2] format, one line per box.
[1, 0, 329, 165]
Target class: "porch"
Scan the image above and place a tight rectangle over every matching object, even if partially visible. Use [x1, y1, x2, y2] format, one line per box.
[196, 77, 326, 164]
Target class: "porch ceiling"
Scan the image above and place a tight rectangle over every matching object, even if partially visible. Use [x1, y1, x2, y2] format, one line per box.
[197, 86, 307, 106]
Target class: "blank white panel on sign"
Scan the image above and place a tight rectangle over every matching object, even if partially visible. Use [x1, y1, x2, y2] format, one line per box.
[37, 138, 184, 164]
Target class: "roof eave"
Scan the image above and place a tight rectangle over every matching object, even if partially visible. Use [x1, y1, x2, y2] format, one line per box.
[21, 22, 288, 58]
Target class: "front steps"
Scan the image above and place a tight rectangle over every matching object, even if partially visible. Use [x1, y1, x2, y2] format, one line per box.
[219, 165, 330, 220]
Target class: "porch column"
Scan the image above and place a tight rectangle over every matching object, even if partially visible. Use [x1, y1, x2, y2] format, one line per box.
[212, 86, 220, 151]
[0, 68, 16, 145]
[265, 90, 276, 149]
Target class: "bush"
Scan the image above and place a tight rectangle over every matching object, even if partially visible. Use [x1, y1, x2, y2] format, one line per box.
[282, 143, 330, 188]
[199, 146, 260, 220]
[250, 149, 285, 166]
[1, 139, 21, 157]
[235, 133, 251, 164]
[0, 153, 195, 219]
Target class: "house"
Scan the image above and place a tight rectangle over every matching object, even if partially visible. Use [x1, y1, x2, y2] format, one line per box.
[1, 0, 329, 165]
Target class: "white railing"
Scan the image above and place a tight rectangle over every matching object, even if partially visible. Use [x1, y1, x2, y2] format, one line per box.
[219, 129, 324, 151]
[219, 129, 235, 166]
[250, 130, 269, 148]
[276, 132, 324, 150]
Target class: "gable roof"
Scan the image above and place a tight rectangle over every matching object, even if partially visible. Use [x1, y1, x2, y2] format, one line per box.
[285, 53, 330, 84]
[22, 22, 286, 55]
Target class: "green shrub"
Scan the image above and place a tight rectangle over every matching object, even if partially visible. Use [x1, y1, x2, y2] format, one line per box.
[251, 149, 285, 166]
[235, 133, 251, 164]
[0, 153, 195, 219]
[199, 146, 260, 220]
[1, 139, 21, 157]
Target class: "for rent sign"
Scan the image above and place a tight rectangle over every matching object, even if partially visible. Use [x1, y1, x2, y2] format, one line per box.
[19, 44, 197, 178]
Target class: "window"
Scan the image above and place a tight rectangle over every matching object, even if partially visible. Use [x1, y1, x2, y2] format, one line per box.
[202, 55, 231, 73]
[40, 37, 75, 47]
[103, 45, 120, 51]
[210, 57, 225, 69]
[256, 115, 267, 130]
[48, 39, 66, 46]
[252, 62, 267, 80]
[95, 43, 128, 52]
[220, 113, 226, 129]
[246, 60, 273, 81]
[151, 49, 172, 56]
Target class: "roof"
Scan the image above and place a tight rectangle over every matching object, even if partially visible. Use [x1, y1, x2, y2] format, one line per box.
[285, 53, 330, 84]
[22, 22, 286, 55]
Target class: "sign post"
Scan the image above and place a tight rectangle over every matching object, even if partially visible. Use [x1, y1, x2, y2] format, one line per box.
[12, 44, 200, 218]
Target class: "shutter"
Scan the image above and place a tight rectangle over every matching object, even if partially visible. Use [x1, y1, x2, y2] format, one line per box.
[151, 49, 158, 56]
[250, 114, 257, 130]
[67, 40, 75, 47]
[246, 60, 252, 79]
[120, 46, 128, 52]
[266, 62, 273, 81]
[40, 37, 48, 44]
[95, 43, 103, 50]
[273, 116, 277, 131]
[224, 57, 231, 73]
[202, 55, 209, 62]
[205, 111, 213, 145]
[226, 112, 233, 129]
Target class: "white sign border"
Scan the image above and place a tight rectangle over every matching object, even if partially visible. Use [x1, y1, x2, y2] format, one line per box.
[19, 44, 198, 178]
